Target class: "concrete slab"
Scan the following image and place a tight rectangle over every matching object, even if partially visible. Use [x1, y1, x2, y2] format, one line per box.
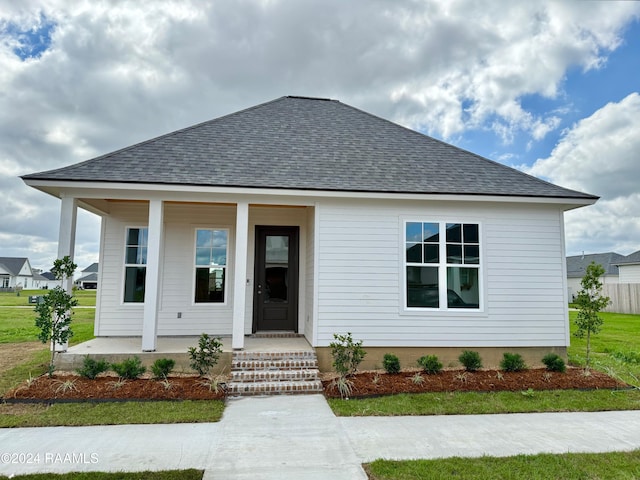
[1, 398, 639, 478]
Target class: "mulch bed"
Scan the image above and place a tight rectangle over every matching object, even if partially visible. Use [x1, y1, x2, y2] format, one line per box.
[322, 367, 628, 399]
[3, 375, 225, 402]
[3, 368, 627, 402]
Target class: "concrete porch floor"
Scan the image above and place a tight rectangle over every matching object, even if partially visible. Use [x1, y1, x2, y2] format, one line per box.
[56, 335, 314, 372]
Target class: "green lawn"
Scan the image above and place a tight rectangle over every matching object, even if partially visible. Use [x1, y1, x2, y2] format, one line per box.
[0, 400, 225, 427]
[0, 290, 95, 344]
[365, 450, 640, 480]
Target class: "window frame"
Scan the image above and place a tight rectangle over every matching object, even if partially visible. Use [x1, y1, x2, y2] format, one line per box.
[403, 219, 483, 312]
[122, 225, 148, 305]
[192, 227, 229, 306]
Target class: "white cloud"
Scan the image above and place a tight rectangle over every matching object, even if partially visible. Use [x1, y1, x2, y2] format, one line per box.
[529, 93, 640, 255]
[0, 0, 639, 265]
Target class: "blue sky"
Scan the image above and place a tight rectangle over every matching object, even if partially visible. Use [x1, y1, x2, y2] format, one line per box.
[456, 18, 640, 172]
[0, 1, 639, 269]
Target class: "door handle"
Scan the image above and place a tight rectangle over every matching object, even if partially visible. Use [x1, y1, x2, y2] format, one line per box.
[257, 284, 262, 295]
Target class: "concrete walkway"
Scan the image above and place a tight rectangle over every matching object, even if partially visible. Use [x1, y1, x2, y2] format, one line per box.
[1, 396, 640, 478]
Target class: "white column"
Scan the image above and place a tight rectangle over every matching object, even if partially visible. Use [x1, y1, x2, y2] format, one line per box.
[232, 202, 249, 350]
[142, 200, 164, 352]
[55, 196, 78, 352]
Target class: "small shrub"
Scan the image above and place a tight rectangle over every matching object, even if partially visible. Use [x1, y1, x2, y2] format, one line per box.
[111, 356, 146, 379]
[188, 333, 224, 376]
[329, 333, 366, 377]
[500, 352, 527, 372]
[151, 358, 176, 379]
[459, 350, 482, 372]
[542, 353, 566, 373]
[382, 353, 401, 374]
[411, 372, 425, 385]
[53, 379, 77, 394]
[417, 355, 443, 374]
[454, 372, 468, 383]
[198, 375, 227, 394]
[331, 376, 354, 399]
[372, 373, 381, 385]
[76, 356, 110, 379]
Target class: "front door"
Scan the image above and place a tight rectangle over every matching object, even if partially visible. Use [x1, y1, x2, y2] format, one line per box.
[253, 226, 299, 332]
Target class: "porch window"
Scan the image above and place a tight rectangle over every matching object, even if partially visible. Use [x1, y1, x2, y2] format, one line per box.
[194, 229, 228, 303]
[124, 227, 148, 303]
[405, 221, 480, 310]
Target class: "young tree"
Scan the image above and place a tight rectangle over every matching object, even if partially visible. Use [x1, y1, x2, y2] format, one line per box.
[34, 256, 78, 376]
[574, 262, 610, 368]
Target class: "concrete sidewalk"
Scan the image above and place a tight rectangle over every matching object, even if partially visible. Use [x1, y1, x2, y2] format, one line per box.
[1, 395, 639, 479]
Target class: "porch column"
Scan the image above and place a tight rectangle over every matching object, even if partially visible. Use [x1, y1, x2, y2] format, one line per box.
[232, 201, 249, 350]
[142, 200, 164, 352]
[55, 196, 77, 352]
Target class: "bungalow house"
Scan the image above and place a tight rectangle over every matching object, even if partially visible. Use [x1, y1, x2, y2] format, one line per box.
[566, 252, 626, 300]
[0, 257, 35, 290]
[75, 263, 99, 289]
[22, 96, 598, 369]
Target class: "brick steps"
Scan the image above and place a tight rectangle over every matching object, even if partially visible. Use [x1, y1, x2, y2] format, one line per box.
[228, 350, 322, 397]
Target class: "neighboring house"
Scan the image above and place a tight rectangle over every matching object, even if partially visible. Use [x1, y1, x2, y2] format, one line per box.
[76, 273, 98, 289]
[566, 252, 626, 300]
[615, 250, 640, 284]
[0, 257, 35, 290]
[22, 96, 598, 368]
[75, 263, 99, 289]
[40, 271, 63, 289]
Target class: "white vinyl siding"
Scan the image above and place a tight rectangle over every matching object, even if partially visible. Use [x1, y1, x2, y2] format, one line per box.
[619, 265, 640, 283]
[315, 199, 568, 348]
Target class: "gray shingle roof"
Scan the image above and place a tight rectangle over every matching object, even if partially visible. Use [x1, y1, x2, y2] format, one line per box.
[615, 250, 640, 266]
[23, 96, 597, 200]
[566, 252, 627, 278]
[0, 257, 29, 276]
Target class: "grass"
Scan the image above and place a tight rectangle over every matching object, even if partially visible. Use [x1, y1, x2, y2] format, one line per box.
[365, 450, 640, 480]
[328, 388, 640, 416]
[0, 470, 203, 480]
[0, 400, 225, 427]
[0, 290, 96, 344]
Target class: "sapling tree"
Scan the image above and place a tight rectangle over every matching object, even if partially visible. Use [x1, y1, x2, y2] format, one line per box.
[34, 256, 78, 376]
[574, 262, 610, 368]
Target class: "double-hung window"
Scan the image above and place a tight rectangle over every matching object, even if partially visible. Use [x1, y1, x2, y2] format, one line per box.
[405, 221, 480, 309]
[124, 227, 148, 303]
[194, 229, 228, 303]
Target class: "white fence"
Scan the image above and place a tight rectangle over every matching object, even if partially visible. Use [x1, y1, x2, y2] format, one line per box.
[602, 284, 640, 314]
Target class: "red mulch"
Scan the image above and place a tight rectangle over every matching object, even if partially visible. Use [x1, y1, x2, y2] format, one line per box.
[3, 368, 626, 402]
[322, 368, 627, 399]
[4, 375, 225, 402]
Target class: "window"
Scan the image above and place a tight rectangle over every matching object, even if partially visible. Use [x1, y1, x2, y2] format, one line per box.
[194, 229, 228, 303]
[124, 227, 147, 303]
[405, 221, 480, 309]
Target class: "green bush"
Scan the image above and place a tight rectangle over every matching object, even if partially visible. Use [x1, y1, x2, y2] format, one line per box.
[329, 332, 366, 377]
[500, 352, 527, 372]
[76, 355, 109, 379]
[111, 356, 146, 379]
[542, 353, 566, 373]
[151, 358, 176, 379]
[417, 354, 443, 374]
[459, 350, 482, 372]
[188, 333, 223, 376]
[382, 353, 401, 374]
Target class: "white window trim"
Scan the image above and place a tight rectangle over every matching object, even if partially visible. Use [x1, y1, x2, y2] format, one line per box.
[401, 219, 484, 313]
[192, 227, 230, 307]
[121, 225, 148, 306]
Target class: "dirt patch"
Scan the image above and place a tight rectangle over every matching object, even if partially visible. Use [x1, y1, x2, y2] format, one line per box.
[322, 368, 627, 398]
[0, 342, 45, 375]
[4, 374, 226, 402]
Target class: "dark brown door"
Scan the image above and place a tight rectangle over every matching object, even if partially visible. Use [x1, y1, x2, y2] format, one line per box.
[253, 226, 299, 332]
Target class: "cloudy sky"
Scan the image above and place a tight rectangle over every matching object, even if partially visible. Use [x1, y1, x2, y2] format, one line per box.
[1, 1, 639, 271]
